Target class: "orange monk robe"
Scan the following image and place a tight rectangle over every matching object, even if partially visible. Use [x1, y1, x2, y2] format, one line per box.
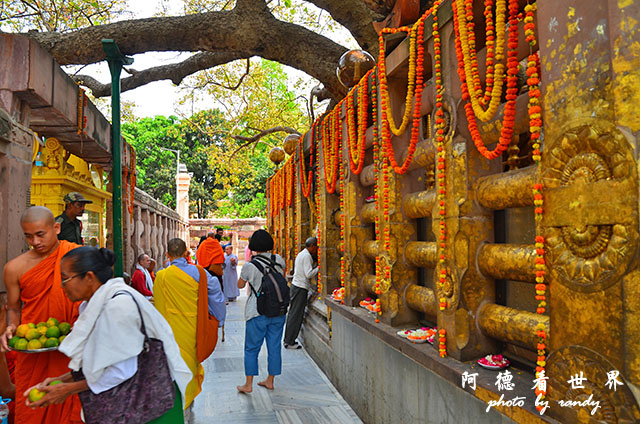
[15, 240, 82, 424]
[196, 238, 224, 268]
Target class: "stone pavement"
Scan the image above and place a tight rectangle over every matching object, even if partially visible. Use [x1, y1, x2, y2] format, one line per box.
[192, 291, 363, 424]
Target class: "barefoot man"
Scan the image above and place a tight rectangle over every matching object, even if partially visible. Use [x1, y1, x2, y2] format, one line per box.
[0, 206, 82, 423]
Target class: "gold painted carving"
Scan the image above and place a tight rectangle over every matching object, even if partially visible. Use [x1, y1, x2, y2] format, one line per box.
[435, 259, 459, 310]
[542, 122, 638, 292]
[547, 346, 640, 423]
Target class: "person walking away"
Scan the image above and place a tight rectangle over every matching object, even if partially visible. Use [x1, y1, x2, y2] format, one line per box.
[27, 246, 192, 424]
[236, 230, 287, 393]
[0, 206, 82, 423]
[195, 232, 224, 285]
[55, 192, 92, 245]
[154, 238, 226, 421]
[284, 237, 318, 349]
[222, 246, 239, 302]
[131, 253, 153, 299]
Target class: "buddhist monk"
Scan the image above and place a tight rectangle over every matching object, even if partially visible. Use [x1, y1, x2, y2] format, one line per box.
[0, 206, 82, 423]
[155, 238, 226, 422]
[196, 231, 225, 290]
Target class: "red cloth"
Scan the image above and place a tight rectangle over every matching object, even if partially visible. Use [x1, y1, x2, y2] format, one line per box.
[6, 350, 16, 424]
[196, 238, 224, 268]
[131, 269, 153, 297]
[15, 240, 82, 424]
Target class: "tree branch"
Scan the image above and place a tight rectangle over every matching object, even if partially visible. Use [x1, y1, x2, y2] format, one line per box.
[230, 126, 301, 158]
[306, 0, 381, 54]
[209, 58, 251, 91]
[25, 4, 349, 99]
[72, 51, 248, 97]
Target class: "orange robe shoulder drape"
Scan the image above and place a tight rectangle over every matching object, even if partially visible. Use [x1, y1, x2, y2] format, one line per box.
[195, 238, 224, 268]
[15, 240, 82, 424]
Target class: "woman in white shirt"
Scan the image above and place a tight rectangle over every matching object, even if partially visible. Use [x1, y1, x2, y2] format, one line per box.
[25, 246, 191, 424]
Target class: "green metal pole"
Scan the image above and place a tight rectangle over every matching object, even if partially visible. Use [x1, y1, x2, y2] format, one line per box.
[103, 39, 133, 277]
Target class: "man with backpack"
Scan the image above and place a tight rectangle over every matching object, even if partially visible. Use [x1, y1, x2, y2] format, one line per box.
[284, 237, 318, 349]
[236, 229, 288, 393]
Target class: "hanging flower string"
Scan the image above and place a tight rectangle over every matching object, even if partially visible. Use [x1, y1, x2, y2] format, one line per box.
[453, 0, 520, 160]
[76, 87, 88, 135]
[438, 328, 447, 357]
[521, 1, 547, 410]
[431, 0, 449, 312]
[377, 6, 432, 175]
[299, 118, 318, 198]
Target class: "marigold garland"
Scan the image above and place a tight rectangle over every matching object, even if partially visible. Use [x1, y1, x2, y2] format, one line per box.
[432, 1, 449, 312]
[438, 328, 447, 357]
[345, 72, 372, 175]
[77, 87, 88, 135]
[523, 1, 547, 410]
[459, 0, 507, 120]
[378, 26, 419, 136]
[321, 109, 342, 193]
[377, 6, 432, 174]
[314, 129, 323, 298]
[453, 0, 520, 160]
[299, 118, 317, 198]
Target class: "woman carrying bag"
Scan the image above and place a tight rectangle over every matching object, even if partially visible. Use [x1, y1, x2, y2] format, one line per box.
[25, 247, 192, 424]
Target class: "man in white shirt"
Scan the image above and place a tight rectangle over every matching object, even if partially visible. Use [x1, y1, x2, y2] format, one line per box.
[283, 237, 318, 349]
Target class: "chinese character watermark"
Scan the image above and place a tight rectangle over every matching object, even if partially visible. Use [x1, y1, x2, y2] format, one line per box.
[495, 370, 514, 391]
[567, 371, 587, 389]
[462, 371, 479, 391]
[605, 370, 624, 392]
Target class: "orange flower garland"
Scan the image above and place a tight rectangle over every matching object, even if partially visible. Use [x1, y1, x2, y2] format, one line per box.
[299, 118, 317, 198]
[77, 87, 88, 135]
[321, 109, 342, 193]
[524, 1, 547, 410]
[379, 26, 417, 137]
[432, 1, 448, 312]
[438, 328, 447, 357]
[453, 0, 520, 160]
[458, 0, 507, 120]
[377, 7, 432, 175]
[314, 130, 323, 298]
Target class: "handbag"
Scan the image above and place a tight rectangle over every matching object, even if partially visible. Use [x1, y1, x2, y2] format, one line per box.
[195, 265, 220, 363]
[71, 291, 176, 424]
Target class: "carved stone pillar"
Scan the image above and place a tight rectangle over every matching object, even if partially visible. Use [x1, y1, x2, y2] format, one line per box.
[536, 0, 640, 421]
[176, 166, 191, 221]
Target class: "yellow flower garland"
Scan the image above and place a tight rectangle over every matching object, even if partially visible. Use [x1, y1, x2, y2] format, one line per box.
[379, 25, 418, 136]
[456, 0, 507, 122]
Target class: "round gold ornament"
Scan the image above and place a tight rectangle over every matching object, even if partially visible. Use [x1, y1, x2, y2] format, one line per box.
[336, 50, 376, 88]
[283, 134, 300, 155]
[269, 147, 286, 165]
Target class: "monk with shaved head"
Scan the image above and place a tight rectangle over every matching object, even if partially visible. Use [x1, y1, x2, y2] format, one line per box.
[1, 206, 82, 423]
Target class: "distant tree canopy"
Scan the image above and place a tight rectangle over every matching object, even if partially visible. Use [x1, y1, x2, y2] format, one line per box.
[123, 111, 272, 218]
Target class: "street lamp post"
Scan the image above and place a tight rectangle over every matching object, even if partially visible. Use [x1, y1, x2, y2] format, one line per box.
[159, 147, 180, 210]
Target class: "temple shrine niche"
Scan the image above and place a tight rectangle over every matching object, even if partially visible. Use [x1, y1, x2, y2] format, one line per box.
[31, 137, 111, 246]
[266, 0, 640, 422]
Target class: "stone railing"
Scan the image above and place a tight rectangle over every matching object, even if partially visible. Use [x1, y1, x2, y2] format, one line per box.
[121, 188, 189, 275]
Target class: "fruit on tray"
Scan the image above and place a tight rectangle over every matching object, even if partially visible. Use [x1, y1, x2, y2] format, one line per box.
[28, 388, 46, 403]
[9, 318, 70, 351]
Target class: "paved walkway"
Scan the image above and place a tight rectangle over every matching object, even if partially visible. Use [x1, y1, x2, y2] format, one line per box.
[192, 292, 363, 424]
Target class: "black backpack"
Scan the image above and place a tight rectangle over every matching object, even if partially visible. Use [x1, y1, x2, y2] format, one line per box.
[249, 255, 290, 317]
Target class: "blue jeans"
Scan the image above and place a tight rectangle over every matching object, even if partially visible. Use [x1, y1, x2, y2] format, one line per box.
[244, 314, 286, 376]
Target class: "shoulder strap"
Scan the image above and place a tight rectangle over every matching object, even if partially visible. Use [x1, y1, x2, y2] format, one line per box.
[250, 257, 266, 274]
[253, 254, 282, 271]
[112, 291, 148, 338]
